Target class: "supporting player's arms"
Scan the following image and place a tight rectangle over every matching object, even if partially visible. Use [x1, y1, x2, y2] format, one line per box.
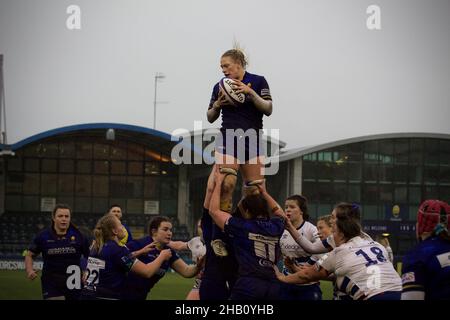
[171, 257, 203, 278]
[131, 249, 172, 278]
[209, 166, 232, 230]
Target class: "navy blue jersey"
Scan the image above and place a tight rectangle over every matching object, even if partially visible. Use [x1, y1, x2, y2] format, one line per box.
[200, 207, 239, 300]
[201, 208, 238, 273]
[224, 216, 284, 280]
[401, 236, 450, 299]
[123, 236, 179, 299]
[28, 225, 90, 276]
[209, 72, 271, 131]
[85, 240, 136, 299]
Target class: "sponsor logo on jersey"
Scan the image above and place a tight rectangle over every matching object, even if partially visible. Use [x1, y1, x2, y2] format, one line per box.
[401, 272, 416, 284]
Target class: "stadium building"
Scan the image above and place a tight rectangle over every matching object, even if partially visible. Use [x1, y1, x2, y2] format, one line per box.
[0, 124, 449, 266]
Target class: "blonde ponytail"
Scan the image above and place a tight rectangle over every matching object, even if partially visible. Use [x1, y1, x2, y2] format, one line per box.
[91, 215, 118, 254]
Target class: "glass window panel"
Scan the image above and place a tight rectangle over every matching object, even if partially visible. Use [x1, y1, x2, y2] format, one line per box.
[409, 166, 423, 184]
[57, 197, 74, 209]
[333, 183, 347, 203]
[127, 199, 143, 214]
[23, 173, 40, 195]
[394, 139, 409, 164]
[362, 184, 378, 203]
[59, 141, 75, 158]
[110, 176, 128, 197]
[7, 158, 22, 171]
[364, 141, 378, 163]
[348, 163, 361, 181]
[23, 196, 39, 211]
[379, 165, 393, 182]
[75, 175, 92, 196]
[111, 142, 127, 160]
[92, 197, 109, 214]
[409, 205, 419, 220]
[333, 163, 347, 181]
[409, 139, 423, 165]
[317, 162, 332, 181]
[24, 144, 41, 157]
[439, 186, 450, 202]
[76, 142, 92, 159]
[127, 177, 144, 198]
[94, 160, 109, 174]
[318, 152, 333, 162]
[348, 184, 361, 202]
[41, 143, 59, 157]
[379, 140, 393, 164]
[5, 195, 22, 211]
[94, 143, 109, 159]
[363, 164, 378, 182]
[440, 140, 450, 164]
[160, 199, 177, 216]
[424, 185, 439, 199]
[409, 186, 422, 205]
[394, 165, 408, 183]
[128, 143, 144, 161]
[41, 174, 57, 195]
[439, 166, 450, 184]
[145, 162, 160, 175]
[394, 186, 407, 203]
[128, 162, 143, 176]
[6, 173, 23, 194]
[318, 183, 333, 203]
[42, 159, 57, 172]
[160, 178, 177, 200]
[111, 161, 126, 175]
[363, 205, 378, 220]
[93, 176, 109, 197]
[303, 162, 316, 181]
[308, 204, 318, 219]
[380, 184, 393, 202]
[347, 143, 362, 162]
[303, 153, 317, 162]
[24, 159, 39, 172]
[424, 139, 440, 165]
[59, 159, 74, 173]
[93, 143, 110, 159]
[424, 165, 439, 184]
[77, 160, 92, 174]
[302, 181, 317, 202]
[144, 177, 159, 198]
[74, 197, 91, 213]
[318, 204, 333, 216]
[108, 199, 127, 211]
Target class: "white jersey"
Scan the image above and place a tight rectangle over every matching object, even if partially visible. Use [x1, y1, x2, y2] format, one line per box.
[317, 236, 402, 300]
[187, 236, 206, 262]
[322, 231, 372, 250]
[280, 221, 322, 279]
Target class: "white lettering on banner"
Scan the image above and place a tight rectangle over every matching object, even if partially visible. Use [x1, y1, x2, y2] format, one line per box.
[0, 260, 43, 270]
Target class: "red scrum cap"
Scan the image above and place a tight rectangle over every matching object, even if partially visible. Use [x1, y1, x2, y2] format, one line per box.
[417, 199, 450, 236]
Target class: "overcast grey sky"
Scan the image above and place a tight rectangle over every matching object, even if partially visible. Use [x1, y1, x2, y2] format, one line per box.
[0, 0, 449, 150]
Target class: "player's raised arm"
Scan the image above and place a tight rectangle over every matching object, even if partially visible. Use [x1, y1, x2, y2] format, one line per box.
[285, 220, 331, 254]
[208, 166, 232, 230]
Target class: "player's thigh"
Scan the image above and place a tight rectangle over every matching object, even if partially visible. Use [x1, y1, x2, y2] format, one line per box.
[240, 156, 265, 182]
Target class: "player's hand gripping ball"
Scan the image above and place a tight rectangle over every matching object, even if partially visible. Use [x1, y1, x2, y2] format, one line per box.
[219, 77, 246, 106]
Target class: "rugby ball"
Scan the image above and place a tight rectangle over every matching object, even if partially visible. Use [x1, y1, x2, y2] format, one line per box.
[219, 77, 245, 105]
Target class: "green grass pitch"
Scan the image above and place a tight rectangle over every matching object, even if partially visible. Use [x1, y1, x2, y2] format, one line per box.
[0, 270, 333, 300]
